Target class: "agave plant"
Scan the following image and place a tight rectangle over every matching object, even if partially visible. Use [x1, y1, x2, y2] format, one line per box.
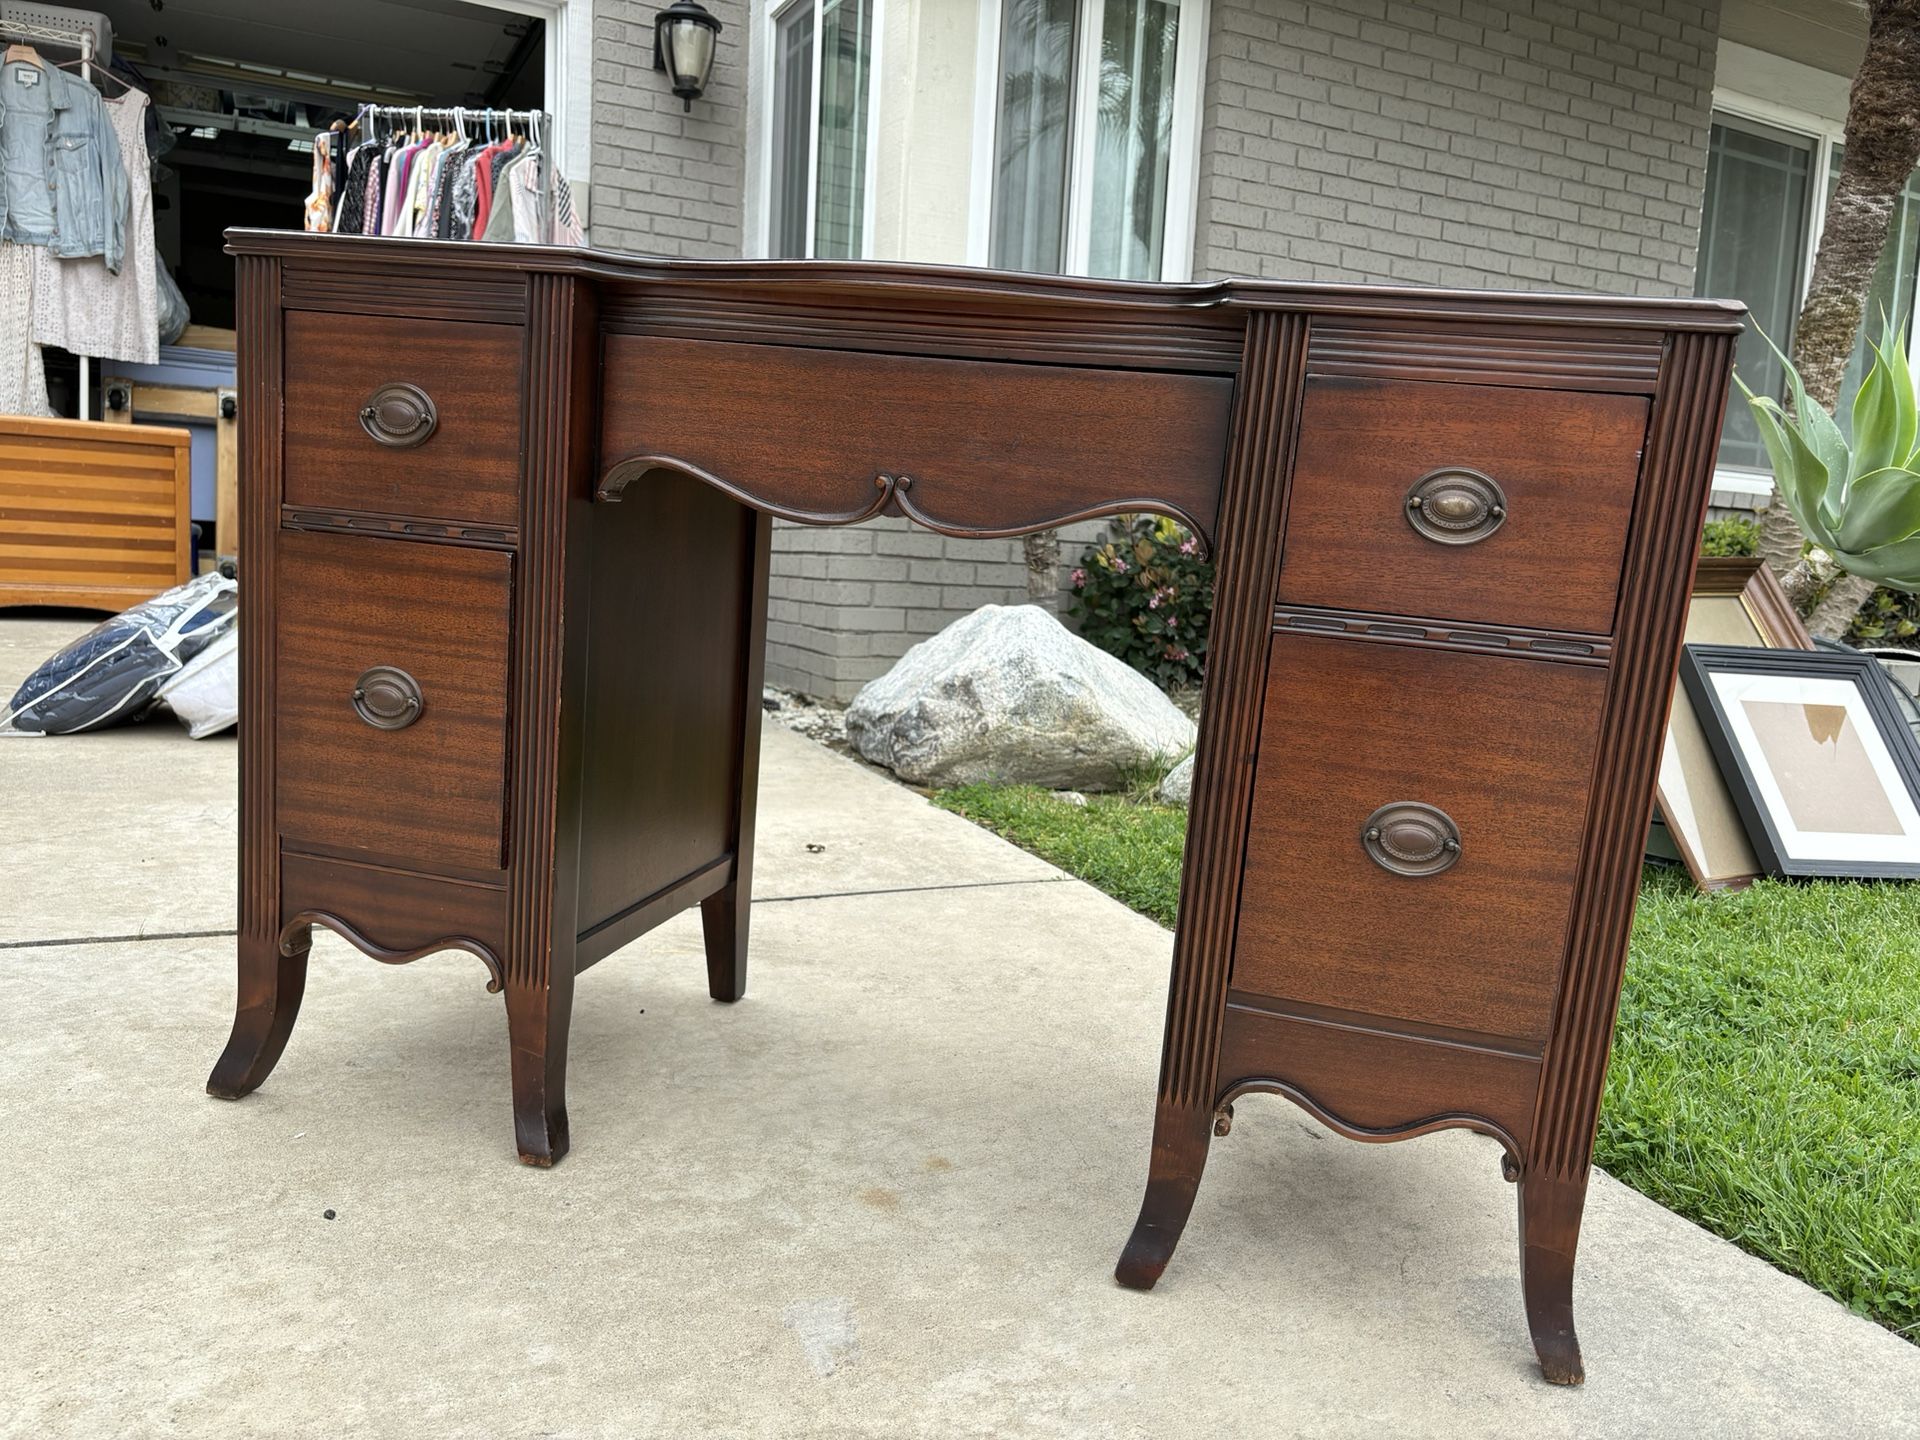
[1738, 329, 1920, 592]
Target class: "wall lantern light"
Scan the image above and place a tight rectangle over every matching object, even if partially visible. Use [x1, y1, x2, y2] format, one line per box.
[654, 0, 723, 112]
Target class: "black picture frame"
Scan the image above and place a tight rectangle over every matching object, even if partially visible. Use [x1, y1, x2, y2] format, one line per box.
[1679, 644, 1920, 880]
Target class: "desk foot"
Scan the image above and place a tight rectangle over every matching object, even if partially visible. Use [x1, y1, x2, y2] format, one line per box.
[207, 929, 310, 1100]
[1115, 1101, 1213, 1290]
[701, 882, 749, 1003]
[506, 979, 572, 1166]
[1519, 1172, 1587, 1385]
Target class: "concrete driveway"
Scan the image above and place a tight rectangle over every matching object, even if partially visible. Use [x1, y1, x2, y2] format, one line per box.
[2, 614, 1916, 1438]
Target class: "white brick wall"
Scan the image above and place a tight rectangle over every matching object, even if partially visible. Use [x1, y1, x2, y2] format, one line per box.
[765, 518, 1110, 700]
[590, 0, 748, 257]
[1196, 0, 1719, 294]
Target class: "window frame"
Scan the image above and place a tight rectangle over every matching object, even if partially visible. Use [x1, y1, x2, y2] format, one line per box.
[468, 0, 590, 234]
[965, 0, 1210, 282]
[756, 0, 885, 260]
[1706, 91, 1920, 496]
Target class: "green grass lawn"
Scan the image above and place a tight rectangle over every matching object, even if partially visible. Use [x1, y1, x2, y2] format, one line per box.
[934, 784, 1920, 1341]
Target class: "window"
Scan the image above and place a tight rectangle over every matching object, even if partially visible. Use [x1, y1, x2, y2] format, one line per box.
[767, 0, 877, 259]
[981, 0, 1203, 281]
[1696, 111, 1920, 473]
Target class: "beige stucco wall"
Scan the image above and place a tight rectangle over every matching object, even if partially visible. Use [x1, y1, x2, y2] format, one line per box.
[871, 0, 982, 263]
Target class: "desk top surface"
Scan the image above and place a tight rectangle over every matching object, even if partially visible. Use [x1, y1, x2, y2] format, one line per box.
[228, 229, 1746, 336]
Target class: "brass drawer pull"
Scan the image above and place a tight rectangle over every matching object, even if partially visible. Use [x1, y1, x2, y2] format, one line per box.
[352, 666, 424, 730]
[1405, 468, 1507, 545]
[1361, 801, 1462, 877]
[358, 383, 438, 449]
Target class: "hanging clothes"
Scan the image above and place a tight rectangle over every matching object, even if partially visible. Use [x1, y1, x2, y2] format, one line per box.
[423, 131, 466, 237]
[0, 50, 129, 272]
[471, 137, 517, 236]
[32, 86, 159, 366]
[314, 109, 583, 248]
[302, 131, 334, 232]
[378, 134, 417, 235]
[0, 240, 53, 416]
[481, 147, 532, 243]
[506, 150, 545, 244]
[401, 136, 442, 236]
[334, 138, 376, 234]
[550, 171, 585, 247]
[358, 143, 386, 235]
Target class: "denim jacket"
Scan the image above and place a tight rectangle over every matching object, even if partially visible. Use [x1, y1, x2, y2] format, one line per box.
[0, 57, 128, 274]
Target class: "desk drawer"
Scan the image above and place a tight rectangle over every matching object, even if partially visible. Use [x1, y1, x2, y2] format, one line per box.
[1275, 377, 1648, 635]
[598, 336, 1233, 541]
[283, 311, 523, 529]
[1232, 631, 1605, 1047]
[275, 530, 512, 871]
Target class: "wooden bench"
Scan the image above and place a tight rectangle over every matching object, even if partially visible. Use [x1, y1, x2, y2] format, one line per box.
[0, 415, 194, 612]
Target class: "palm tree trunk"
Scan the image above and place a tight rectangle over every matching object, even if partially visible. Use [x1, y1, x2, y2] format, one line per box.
[1023, 528, 1061, 606]
[1807, 572, 1881, 639]
[1756, 0, 1920, 633]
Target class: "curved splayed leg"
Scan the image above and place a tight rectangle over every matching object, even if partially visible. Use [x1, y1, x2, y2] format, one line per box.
[207, 927, 310, 1099]
[1518, 1170, 1587, 1385]
[1115, 1098, 1214, 1290]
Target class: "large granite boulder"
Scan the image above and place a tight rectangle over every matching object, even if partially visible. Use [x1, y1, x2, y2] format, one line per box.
[847, 604, 1196, 790]
[1157, 752, 1195, 806]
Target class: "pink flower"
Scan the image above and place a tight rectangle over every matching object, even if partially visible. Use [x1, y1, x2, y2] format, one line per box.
[1112, 557, 1129, 574]
[1070, 568, 1086, 587]
[1148, 593, 1161, 609]
[1179, 538, 1197, 555]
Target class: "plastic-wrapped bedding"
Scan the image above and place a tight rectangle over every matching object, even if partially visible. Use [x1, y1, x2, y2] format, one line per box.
[1, 574, 238, 736]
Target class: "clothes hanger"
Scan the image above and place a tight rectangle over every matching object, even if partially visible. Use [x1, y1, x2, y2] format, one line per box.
[56, 53, 132, 93]
[4, 40, 46, 66]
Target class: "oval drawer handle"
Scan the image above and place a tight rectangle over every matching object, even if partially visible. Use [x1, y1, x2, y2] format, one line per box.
[358, 383, 438, 449]
[352, 666, 424, 730]
[1361, 801, 1462, 877]
[1404, 468, 1507, 545]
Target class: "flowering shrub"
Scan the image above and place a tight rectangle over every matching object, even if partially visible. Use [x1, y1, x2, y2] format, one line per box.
[1067, 515, 1214, 690]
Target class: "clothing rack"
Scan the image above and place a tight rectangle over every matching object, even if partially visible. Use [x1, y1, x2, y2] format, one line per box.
[354, 104, 552, 137]
[331, 103, 569, 246]
[3, 15, 99, 419]
[0, 15, 98, 55]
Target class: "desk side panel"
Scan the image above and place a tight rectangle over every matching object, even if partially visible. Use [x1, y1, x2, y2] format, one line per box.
[573, 470, 755, 945]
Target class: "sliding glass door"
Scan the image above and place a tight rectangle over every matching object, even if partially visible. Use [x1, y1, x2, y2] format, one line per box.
[987, 0, 1200, 281]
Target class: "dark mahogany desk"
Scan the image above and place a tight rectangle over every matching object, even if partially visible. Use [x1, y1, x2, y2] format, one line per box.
[209, 229, 1740, 1383]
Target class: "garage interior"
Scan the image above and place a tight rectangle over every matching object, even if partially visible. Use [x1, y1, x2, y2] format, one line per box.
[7, 0, 546, 405]
[0, 0, 551, 570]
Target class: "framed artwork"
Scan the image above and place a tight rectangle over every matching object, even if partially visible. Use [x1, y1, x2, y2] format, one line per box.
[1680, 645, 1920, 880]
[1655, 558, 1813, 890]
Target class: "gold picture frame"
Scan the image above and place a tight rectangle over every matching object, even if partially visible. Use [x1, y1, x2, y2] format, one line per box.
[1654, 557, 1814, 891]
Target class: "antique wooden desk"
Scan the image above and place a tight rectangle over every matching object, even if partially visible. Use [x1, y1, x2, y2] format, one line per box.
[210, 229, 1739, 1383]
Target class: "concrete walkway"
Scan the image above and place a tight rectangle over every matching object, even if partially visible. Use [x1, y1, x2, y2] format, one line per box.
[2, 614, 1916, 1438]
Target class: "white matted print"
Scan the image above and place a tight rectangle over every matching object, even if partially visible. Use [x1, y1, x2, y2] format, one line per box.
[1681, 645, 1920, 880]
[1708, 670, 1920, 866]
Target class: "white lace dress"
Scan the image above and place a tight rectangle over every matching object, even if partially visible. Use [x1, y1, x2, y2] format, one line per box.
[32, 88, 160, 366]
[0, 241, 52, 416]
